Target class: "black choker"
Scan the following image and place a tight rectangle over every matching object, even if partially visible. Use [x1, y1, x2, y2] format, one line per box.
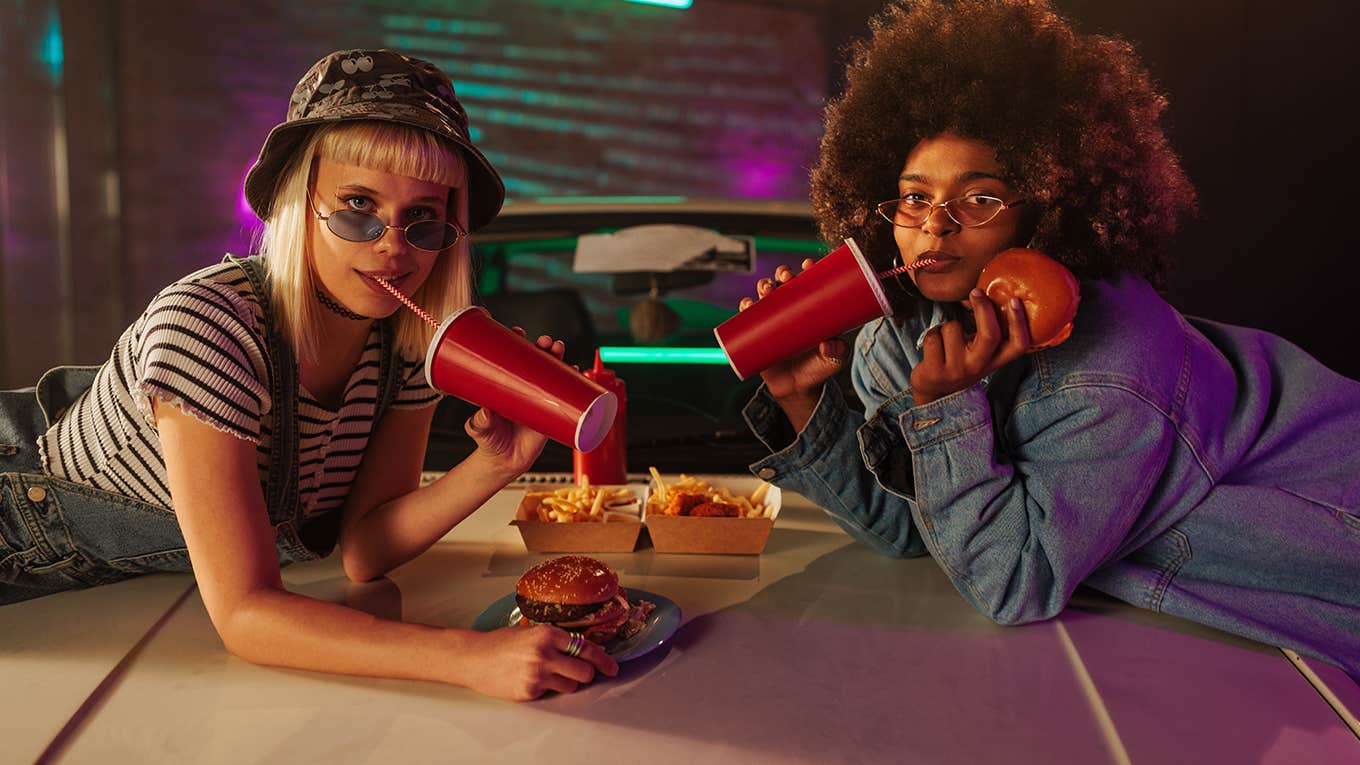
[315, 288, 368, 320]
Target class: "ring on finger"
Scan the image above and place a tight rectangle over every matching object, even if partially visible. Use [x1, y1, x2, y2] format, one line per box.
[563, 632, 585, 658]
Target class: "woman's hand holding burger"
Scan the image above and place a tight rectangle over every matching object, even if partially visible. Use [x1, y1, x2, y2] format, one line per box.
[910, 248, 1080, 406]
[738, 259, 850, 432]
[909, 286, 1032, 406]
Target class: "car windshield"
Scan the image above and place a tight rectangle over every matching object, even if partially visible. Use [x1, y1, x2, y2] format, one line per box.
[424, 200, 861, 477]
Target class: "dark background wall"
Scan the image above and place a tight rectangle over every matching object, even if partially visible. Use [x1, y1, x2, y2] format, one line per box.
[1071, 0, 1360, 383]
[2, 0, 1357, 387]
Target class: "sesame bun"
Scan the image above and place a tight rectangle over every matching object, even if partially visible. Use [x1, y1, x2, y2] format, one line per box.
[516, 555, 619, 606]
[977, 248, 1081, 349]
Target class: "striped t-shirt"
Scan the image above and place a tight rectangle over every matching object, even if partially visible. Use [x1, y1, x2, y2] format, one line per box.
[38, 260, 441, 518]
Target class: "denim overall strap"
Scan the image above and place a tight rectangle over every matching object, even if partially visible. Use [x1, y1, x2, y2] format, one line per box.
[222, 256, 405, 560]
[220, 255, 316, 564]
[373, 319, 402, 420]
[34, 366, 100, 426]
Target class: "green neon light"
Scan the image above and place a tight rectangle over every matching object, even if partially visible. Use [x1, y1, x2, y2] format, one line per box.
[623, 0, 693, 7]
[599, 346, 729, 365]
[753, 237, 828, 255]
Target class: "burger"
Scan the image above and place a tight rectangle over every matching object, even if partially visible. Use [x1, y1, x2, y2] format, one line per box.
[976, 247, 1081, 350]
[515, 555, 655, 643]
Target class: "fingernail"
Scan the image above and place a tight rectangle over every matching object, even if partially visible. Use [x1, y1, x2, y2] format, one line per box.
[1010, 298, 1023, 311]
[970, 289, 985, 300]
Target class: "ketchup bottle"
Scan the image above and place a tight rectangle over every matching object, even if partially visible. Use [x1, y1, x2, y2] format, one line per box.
[573, 349, 627, 485]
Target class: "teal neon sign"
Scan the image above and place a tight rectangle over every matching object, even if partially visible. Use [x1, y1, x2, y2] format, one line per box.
[599, 346, 728, 365]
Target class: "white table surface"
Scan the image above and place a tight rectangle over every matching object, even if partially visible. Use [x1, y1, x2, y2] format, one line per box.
[6, 479, 1357, 764]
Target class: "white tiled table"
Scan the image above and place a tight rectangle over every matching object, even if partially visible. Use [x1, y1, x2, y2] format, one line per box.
[0, 574, 195, 764]
[5, 481, 1357, 764]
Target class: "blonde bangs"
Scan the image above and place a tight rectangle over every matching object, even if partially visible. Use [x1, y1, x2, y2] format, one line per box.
[261, 120, 474, 366]
[316, 121, 467, 188]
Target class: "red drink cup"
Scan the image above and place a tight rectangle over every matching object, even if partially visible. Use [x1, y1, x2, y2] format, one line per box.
[424, 307, 618, 451]
[714, 239, 893, 380]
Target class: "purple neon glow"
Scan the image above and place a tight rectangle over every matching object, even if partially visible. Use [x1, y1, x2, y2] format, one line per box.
[238, 163, 259, 225]
[728, 154, 792, 200]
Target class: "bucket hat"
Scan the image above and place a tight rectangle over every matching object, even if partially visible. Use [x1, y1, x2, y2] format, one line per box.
[243, 49, 505, 231]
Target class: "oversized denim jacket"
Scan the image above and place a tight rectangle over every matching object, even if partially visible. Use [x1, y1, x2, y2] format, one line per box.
[744, 275, 1360, 674]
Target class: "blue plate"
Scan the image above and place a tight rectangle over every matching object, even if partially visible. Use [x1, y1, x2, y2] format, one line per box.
[472, 588, 681, 662]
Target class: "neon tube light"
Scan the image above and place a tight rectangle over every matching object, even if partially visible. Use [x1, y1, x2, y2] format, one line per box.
[531, 195, 689, 205]
[598, 347, 728, 364]
[622, 0, 693, 7]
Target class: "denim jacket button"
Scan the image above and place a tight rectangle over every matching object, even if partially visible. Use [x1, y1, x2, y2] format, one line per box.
[757, 468, 776, 480]
[27, 486, 47, 502]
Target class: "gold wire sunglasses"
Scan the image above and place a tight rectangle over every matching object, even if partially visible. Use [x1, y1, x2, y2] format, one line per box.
[875, 194, 1025, 228]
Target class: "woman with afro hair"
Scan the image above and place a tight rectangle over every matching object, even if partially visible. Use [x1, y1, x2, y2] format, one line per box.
[739, 0, 1360, 676]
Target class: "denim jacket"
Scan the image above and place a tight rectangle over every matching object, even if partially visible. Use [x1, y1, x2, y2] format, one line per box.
[745, 275, 1360, 674]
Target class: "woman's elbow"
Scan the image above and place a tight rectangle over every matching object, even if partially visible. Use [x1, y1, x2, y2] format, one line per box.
[340, 546, 387, 583]
[974, 590, 1067, 626]
[835, 518, 928, 558]
[985, 609, 1048, 627]
[212, 594, 279, 664]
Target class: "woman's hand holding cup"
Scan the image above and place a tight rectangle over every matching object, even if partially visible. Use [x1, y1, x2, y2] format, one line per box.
[464, 328, 566, 477]
[738, 259, 849, 432]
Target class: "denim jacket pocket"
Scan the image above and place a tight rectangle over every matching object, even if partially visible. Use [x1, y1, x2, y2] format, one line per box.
[1276, 486, 1360, 539]
[1336, 509, 1360, 537]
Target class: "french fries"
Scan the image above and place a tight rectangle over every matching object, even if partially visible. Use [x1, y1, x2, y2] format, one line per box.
[524, 477, 641, 524]
[645, 469, 774, 519]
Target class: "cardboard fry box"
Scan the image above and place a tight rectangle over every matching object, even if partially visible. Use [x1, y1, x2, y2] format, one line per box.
[511, 485, 645, 553]
[643, 474, 782, 555]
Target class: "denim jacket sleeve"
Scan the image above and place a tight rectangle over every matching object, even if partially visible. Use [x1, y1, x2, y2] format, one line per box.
[901, 381, 1180, 625]
[742, 306, 1185, 625]
[742, 379, 930, 558]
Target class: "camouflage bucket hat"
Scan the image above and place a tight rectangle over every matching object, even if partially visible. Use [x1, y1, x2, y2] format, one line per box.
[243, 49, 505, 231]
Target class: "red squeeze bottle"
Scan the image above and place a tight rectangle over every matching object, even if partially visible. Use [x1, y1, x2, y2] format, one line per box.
[573, 349, 627, 485]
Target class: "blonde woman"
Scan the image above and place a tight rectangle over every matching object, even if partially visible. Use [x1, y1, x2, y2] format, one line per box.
[0, 49, 614, 700]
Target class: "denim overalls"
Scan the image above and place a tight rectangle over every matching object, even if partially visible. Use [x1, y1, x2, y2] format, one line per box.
[0, 256, 404, 604]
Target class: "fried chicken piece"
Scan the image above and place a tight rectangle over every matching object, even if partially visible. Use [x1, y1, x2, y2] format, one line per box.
[663, 492, 707, 516]
[690, 501, 740, 518]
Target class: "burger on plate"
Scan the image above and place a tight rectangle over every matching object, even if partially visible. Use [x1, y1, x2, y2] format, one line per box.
[515, 555, 655, 643]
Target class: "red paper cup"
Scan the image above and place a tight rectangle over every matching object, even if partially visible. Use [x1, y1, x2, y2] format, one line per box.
[714, 239, 893, 380]
[424, 307, 618, 451]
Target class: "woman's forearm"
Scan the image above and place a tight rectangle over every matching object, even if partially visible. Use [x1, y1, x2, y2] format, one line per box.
[341, 449, 517, 581]
[219, 587, 481, 686]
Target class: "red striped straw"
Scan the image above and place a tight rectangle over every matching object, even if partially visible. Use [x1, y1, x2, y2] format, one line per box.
[368, 276, 440, 328]
[877, 258, 939, 279]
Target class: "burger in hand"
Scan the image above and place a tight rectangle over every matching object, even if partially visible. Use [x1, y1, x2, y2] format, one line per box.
[515, 555, 655, 643]
[976, 247, 1081, 350]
